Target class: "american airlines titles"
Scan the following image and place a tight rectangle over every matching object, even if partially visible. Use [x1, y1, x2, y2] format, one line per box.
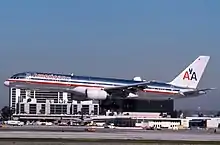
[33, 74, 71, 80]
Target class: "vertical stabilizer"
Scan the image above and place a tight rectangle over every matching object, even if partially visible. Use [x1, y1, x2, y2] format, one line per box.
[169, 56, 210, 88]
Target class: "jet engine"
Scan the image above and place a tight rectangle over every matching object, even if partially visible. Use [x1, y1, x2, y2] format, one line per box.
[198, 91, 206, 95]
[127, 93, 138, 98]
[71, 87, 108, 100]
[85, 89, 108, 100]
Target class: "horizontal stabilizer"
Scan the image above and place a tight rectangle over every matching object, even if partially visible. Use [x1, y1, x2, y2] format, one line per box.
[180, 88, 216, 96]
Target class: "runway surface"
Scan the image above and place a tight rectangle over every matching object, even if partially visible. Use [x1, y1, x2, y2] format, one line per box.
[0, 130, 220, 141]
[0, 126, 220, 143]
[0, 125, 219, 134]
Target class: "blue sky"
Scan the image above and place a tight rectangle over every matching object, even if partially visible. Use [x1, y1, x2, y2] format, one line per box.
[0, 0, 220, 110]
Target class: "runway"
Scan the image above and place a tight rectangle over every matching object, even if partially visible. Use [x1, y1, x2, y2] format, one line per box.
[1, 125, 219, 134]
[0, 126, 220, 144]
[0, 130, 220, 141]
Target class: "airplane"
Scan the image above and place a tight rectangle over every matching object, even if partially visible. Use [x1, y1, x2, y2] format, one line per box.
[4, 55, 215, 101]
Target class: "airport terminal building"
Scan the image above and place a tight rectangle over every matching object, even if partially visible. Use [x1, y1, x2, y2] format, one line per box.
[9, 87, 174, 120]
[10, 88, 99, 115]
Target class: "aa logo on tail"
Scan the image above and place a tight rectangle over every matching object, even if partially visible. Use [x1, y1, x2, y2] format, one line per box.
[183, 68, 197, 81]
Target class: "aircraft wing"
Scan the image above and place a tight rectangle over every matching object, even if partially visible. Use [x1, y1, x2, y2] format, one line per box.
[180, 88, 216, 96]
[104, 81, 148, 96]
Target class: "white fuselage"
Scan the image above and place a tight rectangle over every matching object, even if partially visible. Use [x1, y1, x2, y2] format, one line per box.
[4, 72, 198, 101]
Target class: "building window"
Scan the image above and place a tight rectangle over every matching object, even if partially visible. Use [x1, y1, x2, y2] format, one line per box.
[50, 104, 55, 114]
[50, 104, 67, 115]
[73, 105, 78, 115]
[29, 104, 36, 114]
[20, 104, 25, 114]
[16, 103, 19, 114]
[11, 88, 16, 111]
[56, 104, 62, 114]
[94, 105, 98, 115]
[40, 104, 45, 114]
[35, 90, 58, 103]
[20, 89, 26, 99]
[62, 105, 67, 114]
[82, 105, 89, 115]
[69, 105, 72, 114]
[67, 93, 72, 103]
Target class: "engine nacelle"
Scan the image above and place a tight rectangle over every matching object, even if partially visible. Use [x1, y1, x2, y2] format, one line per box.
[127, 93, 138, 98]
[86, 89, 108, 100]
[199, 91, 206, 95]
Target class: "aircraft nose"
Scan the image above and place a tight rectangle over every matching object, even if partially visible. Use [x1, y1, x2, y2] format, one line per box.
[4, 81, 9, 86]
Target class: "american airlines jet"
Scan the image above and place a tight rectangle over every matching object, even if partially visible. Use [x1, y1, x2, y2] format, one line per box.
[4, 56, 215, 101]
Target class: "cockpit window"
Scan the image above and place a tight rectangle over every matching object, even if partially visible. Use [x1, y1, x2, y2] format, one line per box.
[10, 73, 27, 79]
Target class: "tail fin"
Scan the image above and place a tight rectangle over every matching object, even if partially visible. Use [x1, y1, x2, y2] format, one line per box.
[169, 56, 210, 89]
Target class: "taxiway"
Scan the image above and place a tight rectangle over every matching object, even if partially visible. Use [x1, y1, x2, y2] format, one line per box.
[0, 126, 220, 143]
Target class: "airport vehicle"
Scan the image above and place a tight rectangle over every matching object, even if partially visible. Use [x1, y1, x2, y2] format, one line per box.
[4, 56, 214, 100]
[4, 120, 24, 126]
